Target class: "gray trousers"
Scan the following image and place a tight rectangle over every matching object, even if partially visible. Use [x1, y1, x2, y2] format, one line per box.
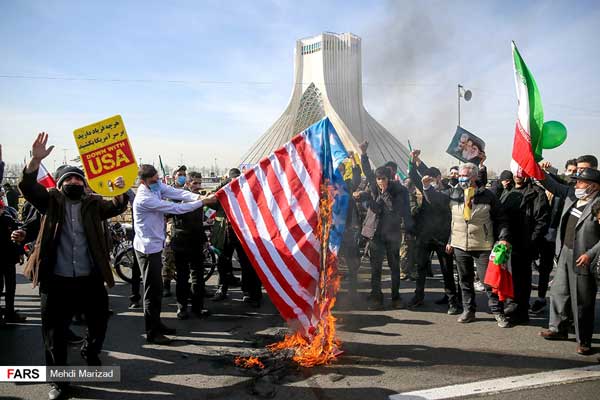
[549, 246, 597, 345]
[135, 250, 164, 336]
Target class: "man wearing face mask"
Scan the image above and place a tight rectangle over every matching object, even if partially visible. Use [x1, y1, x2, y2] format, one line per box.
[442, 163, 511, 327]
[537, 167, 600, 355]
[448, 166, 460, 188]
[162, 165, 187, 297]
[133, 164, 218, 345]
[19, 133, 129, 400]
[170, 171, 209, 319]
[409, 158, 461, 314]
[358, 141, 414, 310]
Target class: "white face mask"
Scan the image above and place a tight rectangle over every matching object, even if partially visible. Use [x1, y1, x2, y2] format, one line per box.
[574, 188, 588, 199]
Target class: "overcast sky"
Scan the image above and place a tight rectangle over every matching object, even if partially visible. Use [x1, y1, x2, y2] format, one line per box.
[1, 0, 599, 175]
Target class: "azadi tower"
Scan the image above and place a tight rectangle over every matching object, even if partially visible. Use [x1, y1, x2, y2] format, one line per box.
[239, 32, 410, 170]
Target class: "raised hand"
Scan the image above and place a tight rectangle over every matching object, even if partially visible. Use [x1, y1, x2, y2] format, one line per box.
[359, 141, 369, 154]
[31, 132, 54, 161]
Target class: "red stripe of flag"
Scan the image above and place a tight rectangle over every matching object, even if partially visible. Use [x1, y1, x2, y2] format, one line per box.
[228, 177, 316, 320]
[215, 187, 303, 324]
[260, 156, 321, 271]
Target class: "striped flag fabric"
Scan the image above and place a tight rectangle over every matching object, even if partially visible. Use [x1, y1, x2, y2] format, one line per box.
[511, 41, 545, 179]
[37, 163, 56, 188]
[216, 118, 349, 335]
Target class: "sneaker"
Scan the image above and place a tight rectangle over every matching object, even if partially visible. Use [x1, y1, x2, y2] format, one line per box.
[530, 299, 547, 314]
[212, 287, 228, 301]
[391, 297, 406, 310]
[494, 313, 511, 328]
[176, 307, 189, 320]
[407, 296, 424, 309]
[146, 333, 172, 345]
[447, 304, 462, 315]
[400, 272, 408, 280]
[66, 328, 85, 345]
[474, 281, 486, 292]
[129, 301, 141, 309]
[48, 382, 69, 400]
[457, 310, 476, 323]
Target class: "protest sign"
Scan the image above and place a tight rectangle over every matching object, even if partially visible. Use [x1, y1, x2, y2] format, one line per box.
[73, 115, 137, 196]
[446, 126, 486, 165]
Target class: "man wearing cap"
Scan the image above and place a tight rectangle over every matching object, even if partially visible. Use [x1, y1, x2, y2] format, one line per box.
[538, 167, 600, 355]
[133, 164, 217, 344]
[19, 133, 129, 400]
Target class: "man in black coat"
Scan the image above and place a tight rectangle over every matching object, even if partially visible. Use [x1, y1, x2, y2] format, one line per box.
[358, 141, 414, 310]
[498, 174, 550, 324]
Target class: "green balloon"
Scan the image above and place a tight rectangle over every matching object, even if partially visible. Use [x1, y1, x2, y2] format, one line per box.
[541, 121, 567, 149]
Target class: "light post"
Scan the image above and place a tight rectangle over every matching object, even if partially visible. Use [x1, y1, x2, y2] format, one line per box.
[457, 84, 472, 127]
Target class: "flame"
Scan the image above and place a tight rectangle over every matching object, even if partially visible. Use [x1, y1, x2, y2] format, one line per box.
[234, 356, 265, 369]
[267, 182, 343, 368]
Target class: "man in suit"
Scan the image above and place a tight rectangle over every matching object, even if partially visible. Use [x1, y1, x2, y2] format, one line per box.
[538, 167, 600, 355]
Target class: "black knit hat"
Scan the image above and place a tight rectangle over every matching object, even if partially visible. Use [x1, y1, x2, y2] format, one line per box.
[499, 170, 514, 181]
[55, 165, 86, 188]
[228, 168, 241, 179]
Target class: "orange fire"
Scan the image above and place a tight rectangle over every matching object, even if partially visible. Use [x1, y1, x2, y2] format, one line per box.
[234, 356, 266, 369]
[267, 183, 343, 368]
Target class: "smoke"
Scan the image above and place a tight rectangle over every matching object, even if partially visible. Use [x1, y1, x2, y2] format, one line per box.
[360, 1, 471, 172]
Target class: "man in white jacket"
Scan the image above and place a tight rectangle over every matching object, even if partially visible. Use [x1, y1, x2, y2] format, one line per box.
[133, 164, 217, 344]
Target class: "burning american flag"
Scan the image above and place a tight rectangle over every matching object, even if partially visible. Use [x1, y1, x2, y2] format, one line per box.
[216, 117, 349, 365]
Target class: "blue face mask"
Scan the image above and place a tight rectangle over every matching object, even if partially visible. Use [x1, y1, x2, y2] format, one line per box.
[458, 177, 471, 189]
[177, 176, 186, 186]
[148, 182, 161, 193]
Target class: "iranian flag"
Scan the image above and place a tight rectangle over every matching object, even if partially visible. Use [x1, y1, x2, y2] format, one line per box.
[511, 41, 545, 179]
[37, 163, 56, 188]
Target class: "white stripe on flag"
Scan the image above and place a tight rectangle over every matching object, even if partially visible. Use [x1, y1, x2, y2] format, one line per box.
[237, 174, 317, 306]
[284, 142, 320, 209]
[255, 159, 320, 280]
[269, 154, 321, 253]
[222, 185, 313, 330]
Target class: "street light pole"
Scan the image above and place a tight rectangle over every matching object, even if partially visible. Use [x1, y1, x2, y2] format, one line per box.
[457, 84, 472, 128]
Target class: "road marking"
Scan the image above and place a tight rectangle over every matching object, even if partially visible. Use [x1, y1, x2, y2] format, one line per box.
[389, 365, 600, 399]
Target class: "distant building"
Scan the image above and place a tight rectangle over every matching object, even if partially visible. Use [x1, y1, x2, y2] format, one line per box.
[239, 32, 410, 170]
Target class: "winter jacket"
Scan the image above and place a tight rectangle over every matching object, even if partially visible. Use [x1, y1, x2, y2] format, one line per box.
[444, 185, 510, 251]
[0, 212, 20, 265]
[498, 183, 550, 254]
[360, 153, 414, 241]
[539, 173, 600, 275]
[18, 168, 128, 287]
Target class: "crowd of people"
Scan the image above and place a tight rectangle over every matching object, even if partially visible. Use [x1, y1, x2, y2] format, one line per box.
[1, 134, 600, 400]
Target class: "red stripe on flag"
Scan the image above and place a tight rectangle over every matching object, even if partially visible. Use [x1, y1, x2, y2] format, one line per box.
[246, 163, 318, 294]
[260, 157, 321, 272]
[291, 135, 322, 193]
[512, 121, 544, 179]
[228, 177, 316, 320]
[215, 188, 302, 324]
[273, 147, 319, 231]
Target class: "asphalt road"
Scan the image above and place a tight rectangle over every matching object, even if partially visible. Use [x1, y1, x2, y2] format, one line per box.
[1, 261, 599, 400]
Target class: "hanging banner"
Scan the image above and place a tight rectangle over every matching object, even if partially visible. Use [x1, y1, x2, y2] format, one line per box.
[73, 115, 137, 196]
[446, 126, 486, 165]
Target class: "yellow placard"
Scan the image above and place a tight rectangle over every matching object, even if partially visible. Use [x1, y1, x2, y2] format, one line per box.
[73, 115, 138, 197]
